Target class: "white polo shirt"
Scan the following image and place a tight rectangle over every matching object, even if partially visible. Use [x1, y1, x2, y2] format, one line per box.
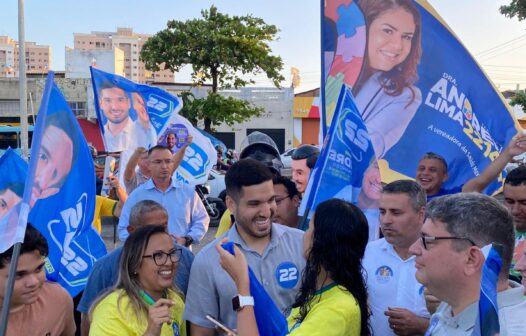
[363, 238, 430, 336]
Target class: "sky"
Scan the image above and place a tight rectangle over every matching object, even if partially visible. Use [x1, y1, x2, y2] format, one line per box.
[2, 0, 526, 93]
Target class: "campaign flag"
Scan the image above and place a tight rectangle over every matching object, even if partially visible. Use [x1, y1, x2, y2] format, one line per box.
[91, 67, 217, 185]
[28, 72, 107, 297]
[299, 85, 377, 237]
[472, 244, 503, 336]
[323, 0, 520, 195]
[0, 149, 28, 252]
[222, 242, 288, 336]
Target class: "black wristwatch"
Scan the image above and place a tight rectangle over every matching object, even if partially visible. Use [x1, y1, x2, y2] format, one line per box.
[184, 236, 194, 247]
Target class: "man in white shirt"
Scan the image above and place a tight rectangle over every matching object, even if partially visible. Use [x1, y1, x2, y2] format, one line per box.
[363, 179, 430, 335]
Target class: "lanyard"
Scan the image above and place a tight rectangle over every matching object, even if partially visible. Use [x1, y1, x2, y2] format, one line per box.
[139, 290, 180, 336]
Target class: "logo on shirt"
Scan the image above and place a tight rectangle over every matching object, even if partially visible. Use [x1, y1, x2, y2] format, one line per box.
[275, 262, 299, 289]
[375, 265, 393, 284]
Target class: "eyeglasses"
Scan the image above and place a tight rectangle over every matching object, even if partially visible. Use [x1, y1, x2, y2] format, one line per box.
[420, 233, 476, 250]
[275, 195, 290, 205]
[142, 248, 181, 266]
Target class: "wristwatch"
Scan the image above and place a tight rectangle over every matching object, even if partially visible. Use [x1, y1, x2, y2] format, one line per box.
[232, 295, 254, 311]
[184, 236, 194, 247]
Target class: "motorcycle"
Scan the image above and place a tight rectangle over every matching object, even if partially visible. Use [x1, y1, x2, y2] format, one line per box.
[196, 183, 227, 227]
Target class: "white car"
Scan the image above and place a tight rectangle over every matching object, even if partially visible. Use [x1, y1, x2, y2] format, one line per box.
[280, 148, 296, 169]
[207, 169, 226, 199]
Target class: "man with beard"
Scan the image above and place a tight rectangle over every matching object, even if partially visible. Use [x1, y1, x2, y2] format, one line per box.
[503, 166, 526, 282]
[184, 159, 305, 335]
[363, 180, 430, 335]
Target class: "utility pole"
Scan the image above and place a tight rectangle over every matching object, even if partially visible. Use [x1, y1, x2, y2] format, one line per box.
[19, 0, 29, 159]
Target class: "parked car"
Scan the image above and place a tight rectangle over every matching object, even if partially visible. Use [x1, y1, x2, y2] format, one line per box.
[207, 169, 226, 199]
[280, 147, 296, 169]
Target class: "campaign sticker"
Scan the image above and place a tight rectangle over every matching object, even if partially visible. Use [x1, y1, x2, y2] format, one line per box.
[275, 262, 299, 289]
[375, 265, 393, 284]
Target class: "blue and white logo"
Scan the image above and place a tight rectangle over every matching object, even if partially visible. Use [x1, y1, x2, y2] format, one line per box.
[375, 265, 393, 284]
[275, 262, 299, 289]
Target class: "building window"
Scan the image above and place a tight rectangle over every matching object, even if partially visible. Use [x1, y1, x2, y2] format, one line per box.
[68, 101, 86, 117]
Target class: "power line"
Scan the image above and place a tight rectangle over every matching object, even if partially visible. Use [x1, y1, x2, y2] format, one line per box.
[475, 33, 526, 57]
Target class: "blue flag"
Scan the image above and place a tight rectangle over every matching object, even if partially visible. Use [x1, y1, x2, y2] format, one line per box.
[472, 244, 503, 336]
[222, 242, 288, 336]
[299, 85, 377, 235]
[27, 72, 107, 297]
[90, 67, 217, 185]
[323, 0, 520, 194]
[0, 148, 28, 252]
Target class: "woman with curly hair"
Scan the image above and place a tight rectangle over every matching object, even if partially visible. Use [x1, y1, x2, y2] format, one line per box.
[354, 0, 423, 158]
[217, 198, 370, 335]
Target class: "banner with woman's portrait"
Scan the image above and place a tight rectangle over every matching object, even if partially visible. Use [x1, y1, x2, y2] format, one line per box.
[323, 0, 520, 194]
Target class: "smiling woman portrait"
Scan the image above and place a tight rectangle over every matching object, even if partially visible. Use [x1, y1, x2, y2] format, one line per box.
[89, 224, 186, 336]
[354, 0, 423, 158]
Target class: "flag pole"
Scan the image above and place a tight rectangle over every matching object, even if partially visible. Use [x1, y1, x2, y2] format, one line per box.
[18, 0, 29, 160]
[0, 243, 22, 336]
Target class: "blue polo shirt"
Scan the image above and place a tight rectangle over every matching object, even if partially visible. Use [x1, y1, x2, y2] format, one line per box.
[426, 185, 463, 202]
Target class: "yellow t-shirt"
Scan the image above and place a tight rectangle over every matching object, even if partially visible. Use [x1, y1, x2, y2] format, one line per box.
[92, 196, 117, 233]
[90, 289, 186, 336]
[215, 209, 233, 238]
[286, 284, 361, 336]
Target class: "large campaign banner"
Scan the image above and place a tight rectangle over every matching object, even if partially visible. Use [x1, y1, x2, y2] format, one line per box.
[26, 73, 106, 296]
[91, 67, 217, 185]
[323, 0, 520, 194]
[300, 85, 379, 239]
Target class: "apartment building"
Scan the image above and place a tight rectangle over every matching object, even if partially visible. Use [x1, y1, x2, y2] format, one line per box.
[73, 27, 174, 83]
[0, 36, 51, 78]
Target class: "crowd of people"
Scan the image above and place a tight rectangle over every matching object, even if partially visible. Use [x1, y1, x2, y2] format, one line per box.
[2, 125, 526, 336]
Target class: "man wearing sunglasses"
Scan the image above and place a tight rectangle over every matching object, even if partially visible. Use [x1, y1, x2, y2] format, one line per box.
[409, 193, 526, 335]
[78, 200, 194, 336]
[363, 180, 430, 335]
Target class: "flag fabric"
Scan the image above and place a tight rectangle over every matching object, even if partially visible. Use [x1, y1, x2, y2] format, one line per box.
[26, 72, 107, 297]
[0, 148, 28, 252]
[299, 85, 376, 230]
[90, 67, 217, 185]
[472, 244, 503, 336]
[222, 242, 288, 336]
[323, 0, 520, 195]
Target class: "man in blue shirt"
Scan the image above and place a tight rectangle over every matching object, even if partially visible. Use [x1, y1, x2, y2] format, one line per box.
[118, 145, 209, 247]
[416, 133, 526, 201]
[78, 200, 194, 336]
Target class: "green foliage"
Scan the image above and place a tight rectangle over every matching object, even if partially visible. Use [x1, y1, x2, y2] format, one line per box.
[510, 90, 526, 111]
[141, 5, 285, 91]
[500, 0, 526, 21]
[179, 92, 264, 131]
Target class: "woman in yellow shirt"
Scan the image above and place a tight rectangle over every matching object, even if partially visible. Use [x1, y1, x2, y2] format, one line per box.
[217, 198, 371, 336]
[90, 224, 186, 336]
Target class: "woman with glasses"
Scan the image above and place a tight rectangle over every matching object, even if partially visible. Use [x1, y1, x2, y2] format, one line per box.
[217, 198, 371, 335]
[89, 224, 186, 336]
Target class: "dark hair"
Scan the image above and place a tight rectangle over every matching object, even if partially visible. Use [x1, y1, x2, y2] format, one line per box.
[427, 193, 515, 279]
[0, 182, 24, 198]
[273, 175, 301, 199]
[293, 199, 370, 335]
[225, 159, 273, 201]
[0, 224, 48, 269]
[356, 0, 422, 99]
[291, 145, 320, 169]
[129, 200, 167, 229]
[505, 166, 526, 186]
[148, 144, 172, 157]
[382, 179, 426, 212]
[98, 80, 126, 95]
[113, 225, 174, 320]
[420, 152, 448, 172]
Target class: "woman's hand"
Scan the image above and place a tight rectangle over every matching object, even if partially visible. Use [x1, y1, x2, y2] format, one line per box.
[216, 238, 250, 294]
[144, 298, 175, 336]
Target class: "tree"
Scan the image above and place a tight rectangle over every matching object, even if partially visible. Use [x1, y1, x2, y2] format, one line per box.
[510, 90, 526, 112]
[141, 5, 284, 132]
[500, 1, 526, 21]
